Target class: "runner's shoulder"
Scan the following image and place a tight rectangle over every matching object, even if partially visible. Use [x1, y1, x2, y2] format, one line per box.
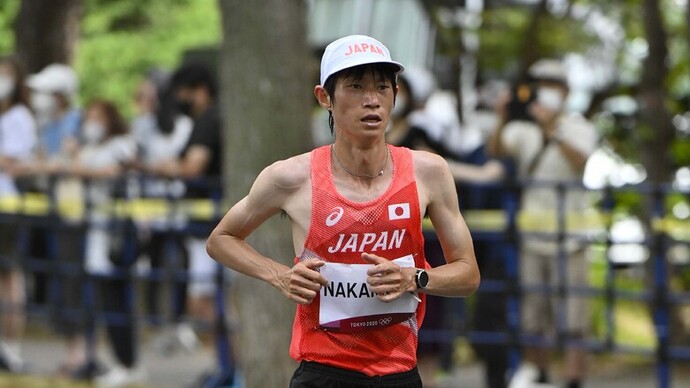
[410, 149, 449, 177]
[263, 152, 311, 191]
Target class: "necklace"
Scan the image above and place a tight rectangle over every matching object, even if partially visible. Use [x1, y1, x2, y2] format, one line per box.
[331, 144, 389, 180]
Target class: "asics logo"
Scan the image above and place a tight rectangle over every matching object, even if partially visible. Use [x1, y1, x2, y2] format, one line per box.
[325, 207, 344, 227]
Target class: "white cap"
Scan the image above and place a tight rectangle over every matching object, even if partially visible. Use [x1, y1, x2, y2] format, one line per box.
[528, 59, 567, 84]
[400, 67, 436, 105]
[27, 63, 79, 96]
[320, 35, 404, 86]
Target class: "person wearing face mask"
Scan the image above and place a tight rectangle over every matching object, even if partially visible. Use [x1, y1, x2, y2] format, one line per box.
[386, 67, 447, 153]
[51, 99, 145, 386]
[26, 63, 81, 160]
[145, 61, 226, 385]
[385, 67, 459, 388]
[491, 59, 598, 388]
[23, 64, 82, 319]
[130, 71, 197, 356]
[0, 55, 36, 373]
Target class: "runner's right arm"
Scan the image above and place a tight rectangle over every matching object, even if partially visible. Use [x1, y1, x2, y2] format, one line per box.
[207, 158, 328, 304]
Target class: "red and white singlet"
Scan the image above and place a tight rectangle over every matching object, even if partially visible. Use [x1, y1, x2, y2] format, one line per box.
[289, 144, 428, 376]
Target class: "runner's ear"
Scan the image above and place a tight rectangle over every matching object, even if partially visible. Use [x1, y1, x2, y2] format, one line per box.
[314, 85, 332, 110]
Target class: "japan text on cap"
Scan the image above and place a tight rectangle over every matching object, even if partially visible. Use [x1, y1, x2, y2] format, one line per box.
[320, 35, 404, 86]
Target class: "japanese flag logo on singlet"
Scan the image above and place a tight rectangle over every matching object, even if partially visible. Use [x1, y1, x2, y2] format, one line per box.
[388, 203, 410, 220]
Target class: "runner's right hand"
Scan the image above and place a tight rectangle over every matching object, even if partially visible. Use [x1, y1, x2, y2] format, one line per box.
[278, 258, 329, 304]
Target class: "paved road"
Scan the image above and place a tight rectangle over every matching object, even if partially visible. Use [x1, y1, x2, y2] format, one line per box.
[4, 334, 689, 387]
[10, 333, 216, 388]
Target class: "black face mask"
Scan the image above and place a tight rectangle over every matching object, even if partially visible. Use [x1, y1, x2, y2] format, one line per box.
[175, 99, 194, 117]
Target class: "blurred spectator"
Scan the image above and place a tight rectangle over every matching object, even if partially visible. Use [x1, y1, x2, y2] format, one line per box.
[0, 55, 36, 373]
[492, 59, 598, 388]
[130, 71, 197, 354]
[27, 63, 81, 160]
[386, 67, 449, 388]
[24, 63, 82, 311]
[387, 67, 443, 152]
[147, 62, 226, 382]
[58, 99, 143, 386]
[388, 68, 514, 387]
[456, 80, 522, 388]
[422, 79, 516, 388]
[153, 61, 221, 327]
[432, 80, 516, 388]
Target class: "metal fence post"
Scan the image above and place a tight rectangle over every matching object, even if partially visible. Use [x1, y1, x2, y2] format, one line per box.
[504, 179, 521, 373]
[652, 184, 670, 388]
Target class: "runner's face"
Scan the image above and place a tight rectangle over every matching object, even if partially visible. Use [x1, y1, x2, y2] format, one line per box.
[331, 70, 395, 139]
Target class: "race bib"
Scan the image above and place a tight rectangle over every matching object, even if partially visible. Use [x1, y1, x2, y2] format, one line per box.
[318, 255, 419, 332]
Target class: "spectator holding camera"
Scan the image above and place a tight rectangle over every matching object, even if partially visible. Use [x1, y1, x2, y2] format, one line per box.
[491, 59, 598, 388]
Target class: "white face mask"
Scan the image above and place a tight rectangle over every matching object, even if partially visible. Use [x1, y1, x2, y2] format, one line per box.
[31, 92, 57, 117]
[537, 87, 565, 112]
[82, 121, 106, 144]
[391, 94, 408, 118]
[0, 75, 15, 101]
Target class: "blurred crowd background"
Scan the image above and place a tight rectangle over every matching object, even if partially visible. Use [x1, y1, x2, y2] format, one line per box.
[1, 1, 690, 387]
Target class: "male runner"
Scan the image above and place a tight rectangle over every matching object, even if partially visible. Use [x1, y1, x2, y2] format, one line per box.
[206, 34, 480, 387]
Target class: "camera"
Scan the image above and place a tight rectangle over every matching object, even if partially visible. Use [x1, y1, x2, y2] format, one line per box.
[506, 83, 536, 122]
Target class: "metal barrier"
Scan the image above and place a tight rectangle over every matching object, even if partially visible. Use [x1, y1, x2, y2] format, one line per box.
[1, 175, 690, 387]
[443, 180, 690, 388]
[0, 174, 233, 387]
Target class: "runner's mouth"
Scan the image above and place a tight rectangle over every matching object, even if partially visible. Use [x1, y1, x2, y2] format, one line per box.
[361, 114, 382, 123]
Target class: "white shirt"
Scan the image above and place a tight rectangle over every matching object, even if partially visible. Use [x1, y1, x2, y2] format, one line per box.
[132, 114, 192, 199]
[76, 135, 135, 275]
[0, 104, 37, 196]
[78, 135, 136, 216]
[502, 113, 598, 252]
[132, 114, 192, 165]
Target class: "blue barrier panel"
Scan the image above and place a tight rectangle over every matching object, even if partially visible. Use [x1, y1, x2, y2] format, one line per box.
[2, 175, 690, 387]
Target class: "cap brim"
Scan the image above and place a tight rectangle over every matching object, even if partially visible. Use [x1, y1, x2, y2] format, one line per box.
[323, 60, 404, 85]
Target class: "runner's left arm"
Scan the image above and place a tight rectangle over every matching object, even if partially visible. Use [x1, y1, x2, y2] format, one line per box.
[416, 152, 480, 297]
[365, 152, 480, 300]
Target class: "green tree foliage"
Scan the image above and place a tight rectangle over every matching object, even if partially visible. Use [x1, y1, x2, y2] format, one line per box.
[78, 0, 220, 116]
[477, 4, 597, 79]
[0, 1, 19, 54]
[0, 0, 220, 117]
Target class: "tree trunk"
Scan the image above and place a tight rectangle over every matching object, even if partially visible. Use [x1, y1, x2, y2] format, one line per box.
[419, 2, 464, 120]
[637, 0, 688, 346]
[218, 0, 312, 386]
[516, 0, 548, 80]
[13, 0, 82, 72]
[639, 0, 673, 184]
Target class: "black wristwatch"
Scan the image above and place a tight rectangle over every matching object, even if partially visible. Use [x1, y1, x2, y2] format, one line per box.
[415, 269, 429, 290]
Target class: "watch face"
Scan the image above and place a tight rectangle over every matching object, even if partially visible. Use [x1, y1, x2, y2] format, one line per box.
[417, 270, 429, 288]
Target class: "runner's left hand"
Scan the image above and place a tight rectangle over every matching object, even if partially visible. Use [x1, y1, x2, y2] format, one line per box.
[363, 253, 416, 303]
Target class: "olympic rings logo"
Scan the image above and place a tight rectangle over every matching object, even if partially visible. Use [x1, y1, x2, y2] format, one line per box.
[378, 317, 393, 325]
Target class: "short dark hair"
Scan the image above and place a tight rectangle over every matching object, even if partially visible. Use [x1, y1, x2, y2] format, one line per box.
[170, 62, 218, 99]
[0, 55, 30, 111]
[323, 63, 398, 133]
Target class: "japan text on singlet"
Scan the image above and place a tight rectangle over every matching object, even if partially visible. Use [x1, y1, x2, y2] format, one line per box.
[289, 144, 428, 376]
